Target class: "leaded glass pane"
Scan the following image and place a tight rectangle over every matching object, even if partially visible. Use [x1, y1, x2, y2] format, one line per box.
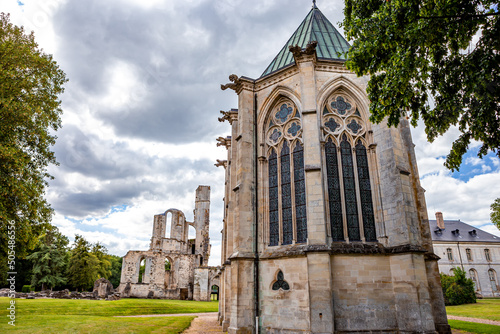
[341, 135, 360, 241]
[276, 104, 293, 123]
[356, 141, 376, 242]
[293, 142, 307, 243]
[268, 149, 279, 246]
[331, 96, 351, 115]
[347, 119, 362, 134]
[325, 138, 344, 241]
[281, 142, 293, 245]
[287, 122, 301, 137]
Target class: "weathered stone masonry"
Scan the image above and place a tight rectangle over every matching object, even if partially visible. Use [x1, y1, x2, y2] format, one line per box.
[118, 186, 220, 301]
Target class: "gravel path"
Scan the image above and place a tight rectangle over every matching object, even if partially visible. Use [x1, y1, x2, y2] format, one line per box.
[447, 315, 500, 326]
[181, 313, 225, 333]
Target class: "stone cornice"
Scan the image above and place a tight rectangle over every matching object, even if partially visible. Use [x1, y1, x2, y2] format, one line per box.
[259, 242, 433, 260]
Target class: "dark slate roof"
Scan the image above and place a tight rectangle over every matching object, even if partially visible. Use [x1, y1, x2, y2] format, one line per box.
[428, 220, 500, 243]
[260, 4, 351, 78]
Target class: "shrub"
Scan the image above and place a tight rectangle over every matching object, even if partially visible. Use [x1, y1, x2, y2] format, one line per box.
[22, 285, 35, 293]
[440, 267, 476, 305]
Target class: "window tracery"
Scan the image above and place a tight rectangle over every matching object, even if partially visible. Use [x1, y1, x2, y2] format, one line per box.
[322, 93, 376, 243]
[272, 270, 290, 291]
[266, 99, 307, 246]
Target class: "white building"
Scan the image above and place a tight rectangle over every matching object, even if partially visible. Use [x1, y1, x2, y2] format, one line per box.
[430, 212, 500, 298]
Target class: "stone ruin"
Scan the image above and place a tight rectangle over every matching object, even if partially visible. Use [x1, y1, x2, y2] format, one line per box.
[117, 186, 220, 301]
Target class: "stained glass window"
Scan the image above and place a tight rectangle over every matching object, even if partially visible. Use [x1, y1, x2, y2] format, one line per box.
[356, 141, 376, 241]
[281, 142, 293, 245]
[276, 104, 293, 123]
[268, 149, 279, 246]
[325, 138, 344, 241]
[293, 142, 307, 243]
[341, 135, 360, 241]
[347, 119, 362, 134]
[331, 96, 351, 115]
[325, 118, 340, 132]
[287, 122, 301, 137]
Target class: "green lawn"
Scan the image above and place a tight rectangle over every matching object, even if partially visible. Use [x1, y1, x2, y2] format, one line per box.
[0, 297, 218, 333]
[448, 320, 500, 334]
[446, 299, 500, 334]
[446, 299, 500, 322]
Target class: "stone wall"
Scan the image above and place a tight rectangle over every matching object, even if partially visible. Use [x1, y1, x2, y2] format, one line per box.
[118, 186, 220, 301]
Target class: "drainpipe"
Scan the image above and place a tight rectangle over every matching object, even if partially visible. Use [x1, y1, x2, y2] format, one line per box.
[457, 242, 464, 271]
[253, 92, 260, 334]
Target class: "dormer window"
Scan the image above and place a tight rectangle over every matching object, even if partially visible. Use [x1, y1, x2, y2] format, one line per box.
[451, 229, 460, 236]
[469, 229, 477, 237]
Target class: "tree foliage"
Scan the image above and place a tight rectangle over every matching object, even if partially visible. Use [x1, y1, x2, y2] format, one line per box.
[491, 197, 500, 229]
[440, 267, 476, 305]
[0, 13, 67, 278]
[67, 235, 111, 291]
[108, 255, 123, 288]
[27, 226, 69, 290]
[343, 1, 499, 170]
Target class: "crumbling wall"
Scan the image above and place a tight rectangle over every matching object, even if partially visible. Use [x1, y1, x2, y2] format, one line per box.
[118, 186, 219, 300]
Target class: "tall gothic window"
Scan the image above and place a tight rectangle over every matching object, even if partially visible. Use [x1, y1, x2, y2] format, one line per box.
[322, 93, 377, 242]
[266, 99, 307, 246]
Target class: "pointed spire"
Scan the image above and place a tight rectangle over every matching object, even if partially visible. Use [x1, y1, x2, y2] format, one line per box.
[260, 4, 351, 77]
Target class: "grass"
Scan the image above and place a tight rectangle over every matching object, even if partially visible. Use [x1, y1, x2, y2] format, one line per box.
[448, 320, 500, 334]
[446, 299, 500, 322]
[446, 299, 500, 334]
[0, 297, 218, 333]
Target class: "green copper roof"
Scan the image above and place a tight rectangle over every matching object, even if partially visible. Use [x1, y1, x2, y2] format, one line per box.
[261, 4, 351, 78]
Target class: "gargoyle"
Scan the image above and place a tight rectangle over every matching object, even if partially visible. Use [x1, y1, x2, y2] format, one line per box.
[288, 41, 318, 57]
[218, 110, 231, 123]
[304, 41, 318, 55]
[221, 74, 240, 91]
[289, 45, 302, 57]
[215, 159, 227, 168]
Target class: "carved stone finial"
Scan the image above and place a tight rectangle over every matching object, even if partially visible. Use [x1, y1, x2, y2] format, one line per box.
[221, 74, 240, 91]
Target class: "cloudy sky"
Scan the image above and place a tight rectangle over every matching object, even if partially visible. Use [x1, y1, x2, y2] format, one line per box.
[4, 0, 499, 266]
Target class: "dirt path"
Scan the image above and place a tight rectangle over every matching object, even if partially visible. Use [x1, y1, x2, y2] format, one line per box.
[115, 312, 225, 333]
[448, 315, 500, 326]
[181, 313, 225, 333]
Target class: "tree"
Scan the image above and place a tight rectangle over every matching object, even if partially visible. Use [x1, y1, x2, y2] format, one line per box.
[440, 267, 476, 305]
[67, 235, 100, 291]
[491, 197, 500, 229]
[27, 226, 69, 291]
[92, 242, 112, 279]
[108, 255, 123, 288]
[67, 235, 113, 291]
[0, 13, 67, 280]
[343, 1, 499, 170]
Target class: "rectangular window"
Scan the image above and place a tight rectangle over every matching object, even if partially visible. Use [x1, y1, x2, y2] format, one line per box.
[485, 249, 492, 262]
[447, 248, 453, 261]
[466, 248, 472, 261]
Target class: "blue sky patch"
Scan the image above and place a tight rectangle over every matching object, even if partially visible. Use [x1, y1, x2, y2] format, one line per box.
[451, 148, 499, 182]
